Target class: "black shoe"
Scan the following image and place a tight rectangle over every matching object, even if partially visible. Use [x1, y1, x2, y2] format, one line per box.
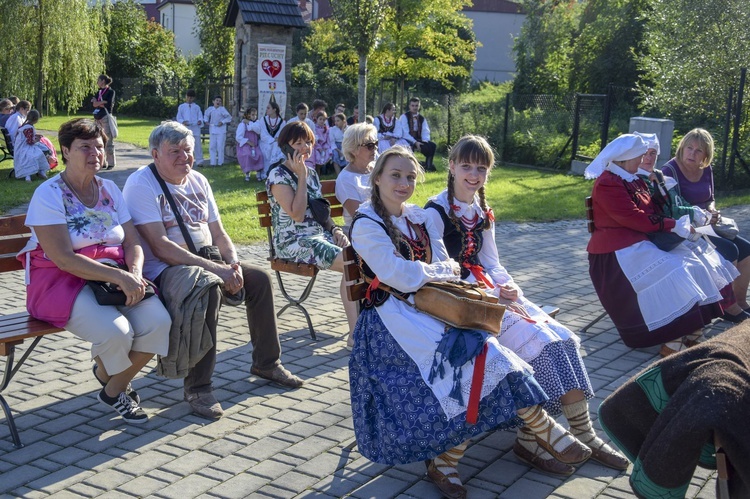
[721, 311, 750, 323]
[93, 364, 140, 404]
[98, 389, 148, 424]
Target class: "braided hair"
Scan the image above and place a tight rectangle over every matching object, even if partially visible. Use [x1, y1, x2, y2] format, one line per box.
[369, 145, 424, 247]
[447, 135, 496, 230]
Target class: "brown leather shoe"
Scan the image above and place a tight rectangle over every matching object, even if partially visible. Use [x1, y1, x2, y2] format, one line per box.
[251, 364, 304, 389]
[513, 441, 574, 477]
[535, 430, 592, 465]
[184, 390, 223, 420]
[589, 444, 630, 470]
[425, 459, 467, 499]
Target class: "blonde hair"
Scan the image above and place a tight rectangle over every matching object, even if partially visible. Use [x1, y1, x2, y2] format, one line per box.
[447, 135, 496, 230]
[676, 128, 714, 169]
[342, 123, 377, 162]
[369, 146, 424, 247]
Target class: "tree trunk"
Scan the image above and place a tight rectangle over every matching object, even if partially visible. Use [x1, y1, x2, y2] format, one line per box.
[358, 53, 367, 120]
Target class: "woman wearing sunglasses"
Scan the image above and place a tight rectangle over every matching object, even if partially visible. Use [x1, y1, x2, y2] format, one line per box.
[335, 123, 378, 230]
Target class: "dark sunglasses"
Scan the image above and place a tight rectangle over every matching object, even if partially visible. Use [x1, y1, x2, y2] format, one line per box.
[360, 142, 378, 151]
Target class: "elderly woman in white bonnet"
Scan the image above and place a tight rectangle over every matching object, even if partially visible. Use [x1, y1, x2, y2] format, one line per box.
[585, 134, 724, 357]
[632, 132, 744, 324]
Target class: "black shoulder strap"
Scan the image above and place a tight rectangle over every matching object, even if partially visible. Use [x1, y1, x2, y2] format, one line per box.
[148, 163, 198, 254]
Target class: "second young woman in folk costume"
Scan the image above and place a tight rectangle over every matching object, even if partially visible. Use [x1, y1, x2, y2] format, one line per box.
[349, 146, 591, 498]
[424, 135, 628, 477]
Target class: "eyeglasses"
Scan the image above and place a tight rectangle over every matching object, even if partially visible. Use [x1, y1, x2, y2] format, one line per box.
[360, 142, 378, 151]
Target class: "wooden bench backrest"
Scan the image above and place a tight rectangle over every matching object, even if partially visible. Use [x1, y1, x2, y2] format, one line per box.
[256, 179, 344, 229]
[585, 196, 595, 233]
[342, 245, 368, 302]
[0, 214, 29, 273]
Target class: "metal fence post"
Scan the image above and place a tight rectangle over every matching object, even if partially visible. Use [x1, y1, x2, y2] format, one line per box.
[571, 94, 581, 161]
[447, 94, 452, 148]
[601, 83, 613, 149]
[720, 86, 734, 183]
[502, 93, 510, 163]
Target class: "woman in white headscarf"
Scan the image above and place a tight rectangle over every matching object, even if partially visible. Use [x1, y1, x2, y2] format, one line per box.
[585, 134, 724, 356]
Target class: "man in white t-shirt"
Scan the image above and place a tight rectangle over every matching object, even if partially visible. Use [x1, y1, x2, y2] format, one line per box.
[123, 121, 303, 419]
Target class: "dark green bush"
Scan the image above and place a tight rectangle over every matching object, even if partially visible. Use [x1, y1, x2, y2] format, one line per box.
[118, 95, 179, 119]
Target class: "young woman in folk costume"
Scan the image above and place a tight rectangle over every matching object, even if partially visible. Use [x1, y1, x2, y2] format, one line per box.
[424, 135, 629, 477]
[349, 145, 591, 498]
[249, 100, 286, 181]
[372, 102, 409, 154]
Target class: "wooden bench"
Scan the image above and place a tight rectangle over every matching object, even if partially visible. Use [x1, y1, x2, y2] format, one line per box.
[256, 180, 344, 340]
[0, 214, 65, 448]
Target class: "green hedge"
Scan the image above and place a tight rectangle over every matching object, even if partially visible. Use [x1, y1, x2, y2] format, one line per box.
[118, 95, 179, 119]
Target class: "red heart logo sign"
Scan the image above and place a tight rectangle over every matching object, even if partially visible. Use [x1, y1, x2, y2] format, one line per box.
[261, 59, 282, 78]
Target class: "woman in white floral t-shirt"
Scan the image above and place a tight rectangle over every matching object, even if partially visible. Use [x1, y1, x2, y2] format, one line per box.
[18, 118, 170, 425]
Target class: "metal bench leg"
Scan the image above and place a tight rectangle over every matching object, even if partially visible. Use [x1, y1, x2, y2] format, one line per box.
[1, 336, 44, 449]
[274, 271, 318, 340]
[580, 311, 608, 334]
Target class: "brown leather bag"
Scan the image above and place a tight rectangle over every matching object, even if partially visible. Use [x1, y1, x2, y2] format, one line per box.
[376, 279, 506, 335]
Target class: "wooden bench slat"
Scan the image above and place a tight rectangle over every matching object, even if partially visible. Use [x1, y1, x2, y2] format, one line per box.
[270, 258, 319, 277]
[347, 283, 368, 302]
[0, 257, 23, 272]
[257, 204, 271, 216]
[0, 236, 30, 255]
[0, 214, 27, 234]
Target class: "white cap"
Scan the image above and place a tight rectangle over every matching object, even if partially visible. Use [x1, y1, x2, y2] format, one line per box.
[633, 131, 660, 155]
[584, 134, 649, 179]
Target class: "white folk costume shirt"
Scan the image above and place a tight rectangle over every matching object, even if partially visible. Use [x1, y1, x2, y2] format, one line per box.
[398, 113, 431, 145]
[203, 106, 232, 135]
[248, 116, 287, 165]
[176, 102, 204, 136]
[287, 116, 315, 130]
[352, 202, 531, 418]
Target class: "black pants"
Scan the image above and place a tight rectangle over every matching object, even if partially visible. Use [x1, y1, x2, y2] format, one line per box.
[413, 141, 436, 168]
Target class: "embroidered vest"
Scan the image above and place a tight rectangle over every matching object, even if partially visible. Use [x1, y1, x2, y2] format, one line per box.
[403, 113, 425, 142]
[425, 201, 485, 280]
[377, 115, 396, 134]
[351, 213, 432, 308]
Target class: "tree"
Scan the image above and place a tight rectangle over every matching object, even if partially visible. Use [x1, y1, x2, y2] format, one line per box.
[371, 0, 476, 92]
[194, 0, 234, 79]
[105, 0, 186, 87]
[639, 0, 750, 126]
[0, 0, 104, 113]
[569, 0, 649, 93]
[330, 0, 388, 118]
[512, 0, 582, 95]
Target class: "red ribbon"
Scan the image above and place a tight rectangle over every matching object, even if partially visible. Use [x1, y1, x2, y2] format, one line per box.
[365, 276, 381, 301]
[466, 343, 488, 424]
[464, 263, 495, 289]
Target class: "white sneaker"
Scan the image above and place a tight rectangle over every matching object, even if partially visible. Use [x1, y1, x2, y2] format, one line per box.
[24, 176, 31, 182]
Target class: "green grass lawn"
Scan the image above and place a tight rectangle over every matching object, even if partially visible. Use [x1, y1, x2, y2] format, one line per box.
[6, 113, 750, 245]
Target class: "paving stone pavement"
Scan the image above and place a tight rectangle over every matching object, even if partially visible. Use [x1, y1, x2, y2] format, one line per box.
[1, 138, 743, 498]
